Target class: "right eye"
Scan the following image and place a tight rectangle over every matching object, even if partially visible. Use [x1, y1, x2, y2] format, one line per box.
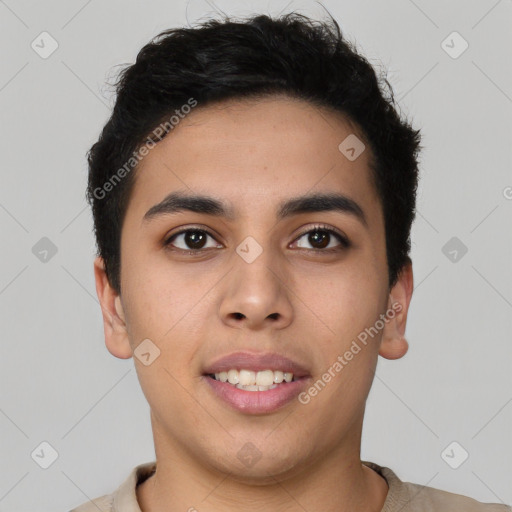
[164, 227, 222, 253]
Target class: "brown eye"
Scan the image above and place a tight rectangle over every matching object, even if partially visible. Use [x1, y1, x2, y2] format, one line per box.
[306, 230, 330, 249]
[164, 228, 221, 252]
[294, 226, 350, 251]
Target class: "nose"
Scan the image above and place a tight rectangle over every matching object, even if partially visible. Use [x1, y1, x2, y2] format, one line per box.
[219, 248, 293, 331]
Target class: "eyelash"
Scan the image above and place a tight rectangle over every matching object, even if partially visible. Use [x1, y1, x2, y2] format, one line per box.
[163, 223, 351, 255]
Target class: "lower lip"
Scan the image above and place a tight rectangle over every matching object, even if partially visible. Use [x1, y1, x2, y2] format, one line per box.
[203, 376, 310, 414]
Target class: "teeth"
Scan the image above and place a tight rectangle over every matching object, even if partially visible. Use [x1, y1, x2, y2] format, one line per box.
[227, 369, 239, 385]
[273, 371, 284, 383]
[236, 383, 279, 392]
[212, 369, 295, 386]
[239, 369, 256, 386]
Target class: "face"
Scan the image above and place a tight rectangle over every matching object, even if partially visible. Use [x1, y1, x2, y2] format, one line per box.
[94, 95, 413, 481]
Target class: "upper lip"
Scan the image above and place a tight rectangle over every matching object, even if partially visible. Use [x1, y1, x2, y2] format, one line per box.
[203, 351, 310, 378]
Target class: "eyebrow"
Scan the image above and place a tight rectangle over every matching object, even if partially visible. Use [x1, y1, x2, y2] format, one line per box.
[142, 191, 368, 228]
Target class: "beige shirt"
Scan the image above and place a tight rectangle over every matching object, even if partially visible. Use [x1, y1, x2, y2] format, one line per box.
[69, 460, 511, 512]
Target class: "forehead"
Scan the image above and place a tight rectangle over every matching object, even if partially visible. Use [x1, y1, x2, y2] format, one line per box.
[127, 95, 381, 226]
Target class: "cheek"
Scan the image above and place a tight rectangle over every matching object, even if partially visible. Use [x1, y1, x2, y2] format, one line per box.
[305, 270, 385, 416]
[135, 359, 205, 442]
[294, 263, 385, 346]
[119, 257, 223, 394]
[120, 254, 201, 342]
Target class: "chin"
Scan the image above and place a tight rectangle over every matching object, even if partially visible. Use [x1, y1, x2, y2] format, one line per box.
[204, 443, 309, 483]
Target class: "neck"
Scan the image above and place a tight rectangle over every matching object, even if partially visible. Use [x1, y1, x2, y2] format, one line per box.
[137, 418, 388, 512]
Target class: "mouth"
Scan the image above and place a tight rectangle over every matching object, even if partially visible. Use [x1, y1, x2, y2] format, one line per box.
[201, 352, 311, 414]
[204, 369, 301, 391]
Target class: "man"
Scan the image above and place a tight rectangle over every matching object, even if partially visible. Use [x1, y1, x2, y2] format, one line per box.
[71, 12, 510, 512]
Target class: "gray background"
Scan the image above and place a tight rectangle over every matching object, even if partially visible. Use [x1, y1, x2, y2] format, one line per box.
[0, 0, 511, 510]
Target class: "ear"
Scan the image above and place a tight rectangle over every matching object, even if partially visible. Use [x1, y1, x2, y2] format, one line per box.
[379, 260, 414, 360]
[93, 256, 132, 359]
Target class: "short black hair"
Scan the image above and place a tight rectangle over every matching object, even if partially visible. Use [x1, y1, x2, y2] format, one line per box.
[86, 12, 422, 295]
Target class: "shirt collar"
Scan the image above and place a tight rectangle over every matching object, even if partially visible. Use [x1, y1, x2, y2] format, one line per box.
[111, 460, 406, 512]
[112, 460, 156, 512]
[362, 460, 410, 512]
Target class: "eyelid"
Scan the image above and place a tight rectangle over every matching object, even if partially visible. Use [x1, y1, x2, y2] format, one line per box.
[164, 224, 221, 246]
[293, 223, 351, 248]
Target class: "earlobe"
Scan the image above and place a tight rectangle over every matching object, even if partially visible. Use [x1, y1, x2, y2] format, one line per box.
[379, 335, 409, 360]
[93, 256, 133, 360]
[379, 261, 414, 361]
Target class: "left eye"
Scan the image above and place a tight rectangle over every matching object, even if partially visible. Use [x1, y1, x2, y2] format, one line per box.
[293, 227, 350, 251]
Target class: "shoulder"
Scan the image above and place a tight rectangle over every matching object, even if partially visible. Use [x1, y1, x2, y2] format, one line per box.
[68, 493, 114, 512]
[67, 461, 156, 512]
[363, 461, 511, 512]
[401, 480, 511, 511]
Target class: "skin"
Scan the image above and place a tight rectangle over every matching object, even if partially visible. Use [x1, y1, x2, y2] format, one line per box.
[94, 95, 413, 512]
